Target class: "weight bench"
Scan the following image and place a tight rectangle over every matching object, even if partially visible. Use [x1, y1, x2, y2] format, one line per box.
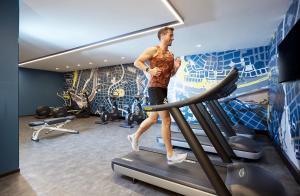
[28, 116, 79, 141]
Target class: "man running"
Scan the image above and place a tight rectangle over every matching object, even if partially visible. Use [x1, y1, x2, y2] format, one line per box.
[128, 27, 187, 165]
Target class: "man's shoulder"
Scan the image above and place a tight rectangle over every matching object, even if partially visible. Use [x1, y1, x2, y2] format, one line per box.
[144, 46, 158, 55]
[148, 46, 158, 51]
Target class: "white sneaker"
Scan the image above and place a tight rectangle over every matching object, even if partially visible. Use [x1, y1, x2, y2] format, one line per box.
[127, 134, 139, 151]
[167, 152, 187, 165]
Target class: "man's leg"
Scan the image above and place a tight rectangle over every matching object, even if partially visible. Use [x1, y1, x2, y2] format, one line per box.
[158, 110, 173, 156]
[158, 110, 187, 164]
[128, 112, 158, 151]
[135, 112, 158, 140]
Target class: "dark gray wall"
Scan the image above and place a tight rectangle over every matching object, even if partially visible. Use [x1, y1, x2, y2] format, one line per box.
[0, 0, 19, 175]
[19, 68, 65, 116]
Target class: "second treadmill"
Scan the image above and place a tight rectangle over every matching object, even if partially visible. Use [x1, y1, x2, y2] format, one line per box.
[157, 80, 263, 160]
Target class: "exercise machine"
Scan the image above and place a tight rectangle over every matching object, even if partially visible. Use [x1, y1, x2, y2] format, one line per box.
[95, 106, 110, 125]
[112, 68, 285, 196]
[35, 106, 52, 119]
[156, 69, 263, 160]
[57, 90, 72, 110]
[29, 116, 78, 141]
[35, 105, 69, 119]
[129, 95, 146, 125]
[109, 95, 121, 121]
[170, 98, 256, 139]
[68, 90, 91, 118]
[120, 95, 146, 128]
[119, 105, 134, 128]
[96, 94, 121, 124]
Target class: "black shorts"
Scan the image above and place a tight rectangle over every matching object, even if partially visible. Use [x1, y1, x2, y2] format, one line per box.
[148, 87, 168, 105]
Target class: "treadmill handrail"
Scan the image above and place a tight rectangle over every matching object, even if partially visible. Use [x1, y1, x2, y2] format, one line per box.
[144, 67, 238, 111]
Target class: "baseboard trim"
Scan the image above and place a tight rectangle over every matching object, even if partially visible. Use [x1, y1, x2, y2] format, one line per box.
[0, 168, 20, 178]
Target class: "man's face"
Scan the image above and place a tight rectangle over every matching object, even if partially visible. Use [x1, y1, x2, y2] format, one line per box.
[162, 30, 174, 46]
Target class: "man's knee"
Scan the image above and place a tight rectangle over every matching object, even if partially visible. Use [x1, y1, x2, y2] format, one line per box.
[149, 115, 158, 124]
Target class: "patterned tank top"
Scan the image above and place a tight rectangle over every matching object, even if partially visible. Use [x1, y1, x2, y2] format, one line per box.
[148, 46, 174, 88]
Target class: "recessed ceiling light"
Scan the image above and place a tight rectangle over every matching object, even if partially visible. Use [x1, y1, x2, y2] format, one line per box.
[196, 44, 202, 48]
[55, 68, 60, 70]
[104, 59, 108, 62]
[89, 62, 93, 65]
[121, 57, 125, 59]
[77, 64, 81, 67]
[66, 65, 70, 69]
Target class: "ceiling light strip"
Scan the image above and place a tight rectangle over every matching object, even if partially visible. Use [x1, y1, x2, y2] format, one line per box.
[161, 0, 184, 24]
[19, 0, 184, 66]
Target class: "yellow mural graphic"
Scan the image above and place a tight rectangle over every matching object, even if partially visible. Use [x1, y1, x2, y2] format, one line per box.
[113, 88, 125, 97]
[177, 59, 217, 90]
[237, 76, 269, 88]
[177, 59, 269, 90]
[177, 58, 188, 82]
[72, 70, 78, 89]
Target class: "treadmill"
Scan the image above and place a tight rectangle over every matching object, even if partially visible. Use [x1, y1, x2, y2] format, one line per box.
[157, 102, 263, 160]
[171, 99, 256, 139]
[157, 71, 263, 160]
[112, 68, 285, 196]
[208, 99, 256, 139]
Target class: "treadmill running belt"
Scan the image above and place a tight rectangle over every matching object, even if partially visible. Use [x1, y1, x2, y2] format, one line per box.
[112, 149, 227, 194]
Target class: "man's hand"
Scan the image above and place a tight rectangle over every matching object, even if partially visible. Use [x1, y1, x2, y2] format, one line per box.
[149, 67, 162, 76]
[174, 57, 181, 70]
[171, 57, 182, 77]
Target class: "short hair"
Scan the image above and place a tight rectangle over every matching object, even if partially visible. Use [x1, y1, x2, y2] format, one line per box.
[157, 27, 174, 40]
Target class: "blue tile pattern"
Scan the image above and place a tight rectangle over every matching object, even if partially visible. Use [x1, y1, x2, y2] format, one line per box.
[64, 64, 148, 116]
[168, 46, 270, 130]
[268, 0, 300, 168]
[222, 100, 268, 131]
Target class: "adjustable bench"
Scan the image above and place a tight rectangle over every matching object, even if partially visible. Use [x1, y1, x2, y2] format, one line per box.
[28, 116, 79, 141]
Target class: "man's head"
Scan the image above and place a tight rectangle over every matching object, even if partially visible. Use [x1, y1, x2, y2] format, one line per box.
[158, 27, 174, 46]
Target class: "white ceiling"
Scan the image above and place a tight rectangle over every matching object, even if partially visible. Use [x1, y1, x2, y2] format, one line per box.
[19, 0, 290, 72]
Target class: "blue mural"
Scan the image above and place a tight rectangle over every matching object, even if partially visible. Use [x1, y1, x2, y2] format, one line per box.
[268, 0, 300, 169]
[64, 64, 148, 116]
[64, 47, 269, 132]
[168, 46, 269, 130]
[222, 99, 268, 131]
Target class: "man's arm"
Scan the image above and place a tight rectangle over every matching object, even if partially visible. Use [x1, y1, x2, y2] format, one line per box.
[134, 47, 161, 76]
[134, 47, 156, 71]
[171, 57, 181, 77]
